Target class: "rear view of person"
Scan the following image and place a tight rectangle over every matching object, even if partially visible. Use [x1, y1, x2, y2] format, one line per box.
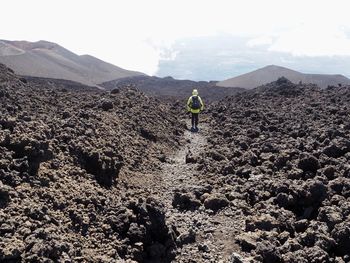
[187, 89, 204, 132]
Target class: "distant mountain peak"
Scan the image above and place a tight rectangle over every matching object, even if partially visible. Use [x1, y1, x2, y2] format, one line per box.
[259, 64, 298, 72]
[217, 65, 350, 89]
[262, 64, 280, 69]
[264, 64, 285, 68]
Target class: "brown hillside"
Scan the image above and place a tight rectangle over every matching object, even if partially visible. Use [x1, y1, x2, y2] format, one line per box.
[217, 65, 350, 89]
[0, 40, 144, 86]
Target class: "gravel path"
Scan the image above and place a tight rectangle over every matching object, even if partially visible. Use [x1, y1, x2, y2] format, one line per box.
[155, 116, 246, 263]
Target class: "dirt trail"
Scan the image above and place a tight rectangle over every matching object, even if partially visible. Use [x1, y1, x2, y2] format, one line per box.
[154, 116, 245, 263]
[161, 119, 209, 204]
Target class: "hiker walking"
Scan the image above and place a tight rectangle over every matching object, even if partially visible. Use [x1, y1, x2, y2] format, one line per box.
[187, 89, 204, 132]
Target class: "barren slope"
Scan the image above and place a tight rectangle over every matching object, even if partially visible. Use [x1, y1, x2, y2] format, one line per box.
[217, 65, 350, 89]
[0, 40, 143, 86]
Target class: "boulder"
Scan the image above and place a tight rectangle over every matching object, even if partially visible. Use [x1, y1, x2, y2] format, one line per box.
[331, 221, 350, 256]
[100, 100, 113, 111]
[298, 154, 320, 173]
[230, 252, 245, 263]
[203, 193, 229, 211]
[172, 192, 201, 210]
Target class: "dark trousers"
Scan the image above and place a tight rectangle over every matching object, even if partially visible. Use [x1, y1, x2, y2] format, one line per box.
[191, 113, 199, 128]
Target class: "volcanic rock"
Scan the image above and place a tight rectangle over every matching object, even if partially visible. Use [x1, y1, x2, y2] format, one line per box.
[172, 190, 201, 211]
[203, 193, 229, 211]
[0, 63, 182, 262]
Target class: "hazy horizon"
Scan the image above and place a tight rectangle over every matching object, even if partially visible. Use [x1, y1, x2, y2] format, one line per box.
[156, 35, 350, 81]
[1, 0, 350, 80]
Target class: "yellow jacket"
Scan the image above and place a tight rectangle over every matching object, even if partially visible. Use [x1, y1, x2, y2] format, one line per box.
[187, 95, 204, 113]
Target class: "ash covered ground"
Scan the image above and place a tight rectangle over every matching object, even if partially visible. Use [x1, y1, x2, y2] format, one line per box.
[1, 65, 350, 263]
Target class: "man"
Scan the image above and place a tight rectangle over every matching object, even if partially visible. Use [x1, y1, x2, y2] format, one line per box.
[187, 89, 204, 132]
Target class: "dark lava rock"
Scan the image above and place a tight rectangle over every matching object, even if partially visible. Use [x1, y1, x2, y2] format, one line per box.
[294, 219, 309, 233]
[0, 64, 183, 262]
[176, 229, 196, 246]
[275, 192, 293, 208]
[203, 193, 229, 211]
[246, 214, 280, 232]
[235, 233, 257, 252]
[323, 138, 350, 158]
[126, 198, 177, 262]
[317, 206, 343, 229]
[0, 238, 25, 261]
[172, 191, 201, 210]
[323, 166, 336, 180]
[205, 78, 350, 262]
[0, 182, 11, 208]
[298, 154, 320, 173]
[72, 146, 124, 187]
[100, 100, 113, 111]
[127, 223, 147, 243]
[256, 241, 282, 263]
[230, 252, 245, 263]
[140, 127, 157, 142]
[331, 221, 350, 256]
[3, 65, 350, 262]
[185, 151, 197, 164]
[110, 88, 120, 94]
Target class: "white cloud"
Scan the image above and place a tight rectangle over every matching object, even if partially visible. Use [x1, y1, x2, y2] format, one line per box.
[269, 24, 350, 56]
[247, 36, 273, 47]
[1, 0, 350, 75]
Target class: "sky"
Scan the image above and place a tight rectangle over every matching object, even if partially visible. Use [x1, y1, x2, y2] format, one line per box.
[1, 0, 350, 79]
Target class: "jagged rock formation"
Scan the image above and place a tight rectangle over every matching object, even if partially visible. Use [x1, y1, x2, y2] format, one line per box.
[198, 78, 350, 262]
[0, 63, 182, 262]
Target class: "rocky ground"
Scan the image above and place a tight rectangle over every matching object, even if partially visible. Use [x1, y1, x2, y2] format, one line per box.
[0, 63, 184, 262]
[197, 77, 350, 262]
[1, 63, 350, 263]
[24, 76, 100, 92]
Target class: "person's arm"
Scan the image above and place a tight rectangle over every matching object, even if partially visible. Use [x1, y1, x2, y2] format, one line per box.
[186, 96, 192, 112]
[199, 96, 204, 111]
